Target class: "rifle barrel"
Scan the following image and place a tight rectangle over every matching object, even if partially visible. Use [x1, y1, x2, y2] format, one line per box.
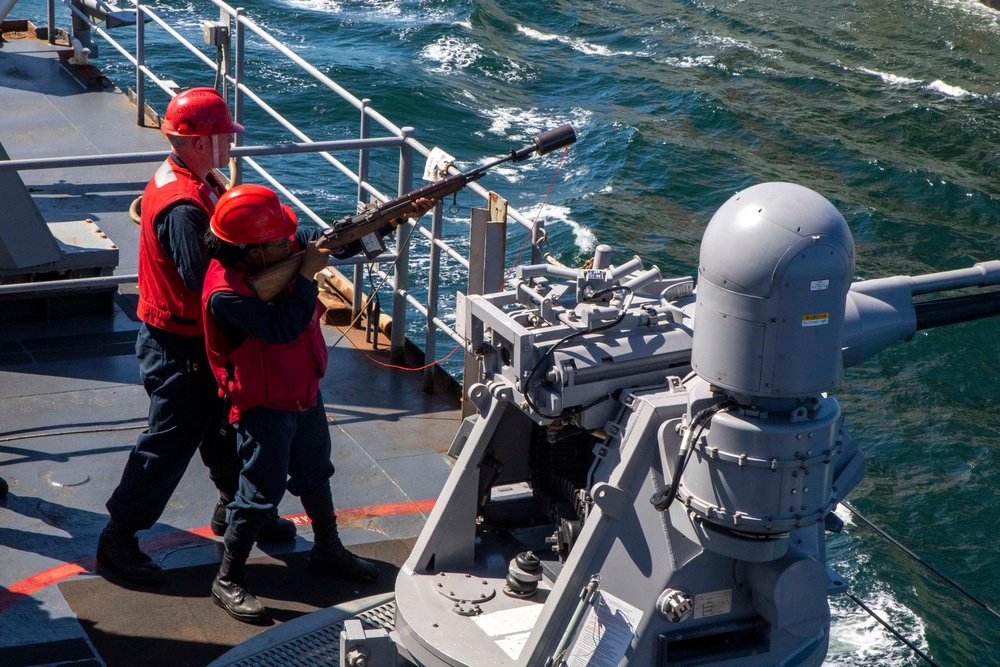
[252, 123, 577, 301]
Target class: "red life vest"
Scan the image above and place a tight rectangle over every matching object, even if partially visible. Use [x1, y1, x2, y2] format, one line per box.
[137, 156, 224, 336]
[202, 252, 329, 423]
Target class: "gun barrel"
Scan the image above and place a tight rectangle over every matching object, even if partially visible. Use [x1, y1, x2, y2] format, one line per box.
[914, 290, 1000, 330]
[908, 260, 1000, 295]
[843, 260, 1000, 367]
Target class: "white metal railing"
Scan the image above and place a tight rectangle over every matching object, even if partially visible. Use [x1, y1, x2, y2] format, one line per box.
[24, 0, 555, 389]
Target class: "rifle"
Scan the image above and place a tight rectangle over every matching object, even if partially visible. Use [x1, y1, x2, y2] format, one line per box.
[247, 124, 577, 301]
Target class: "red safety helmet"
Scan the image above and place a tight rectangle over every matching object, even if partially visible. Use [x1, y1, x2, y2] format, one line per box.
[161, 87, 244, 137]
[210, 184, 297, 245]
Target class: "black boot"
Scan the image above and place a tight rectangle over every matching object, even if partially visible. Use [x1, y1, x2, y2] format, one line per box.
[308, 524, 379, 583]
[96, 520, 164, 586]
[302, 491, 378, 583]
[212, 548, 268, 624]
[210, 497, 297, 543]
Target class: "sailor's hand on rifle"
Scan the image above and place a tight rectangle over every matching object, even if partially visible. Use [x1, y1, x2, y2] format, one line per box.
[299, 243, 331, 279]
[390, 197, 437, 227]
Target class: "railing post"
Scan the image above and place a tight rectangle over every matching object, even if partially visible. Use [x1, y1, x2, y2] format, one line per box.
[69, 0, 94, 57]
[219, 7, 230, 99]
[422, 201, 444, 393]
[531, 217, 545, 264]
[462, 196, 507, 415]
[47, 0, 55, 44]
[353, 99, 371, 321]
[231, 7, 245, 186]
[135, 2, 145, 126]
[390, 127, 414, 365]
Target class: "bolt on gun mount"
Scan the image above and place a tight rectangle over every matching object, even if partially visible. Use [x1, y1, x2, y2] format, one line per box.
[248, 124, 577, 302]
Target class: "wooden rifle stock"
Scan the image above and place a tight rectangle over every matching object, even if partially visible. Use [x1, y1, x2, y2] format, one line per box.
[247, 251, 310, 302]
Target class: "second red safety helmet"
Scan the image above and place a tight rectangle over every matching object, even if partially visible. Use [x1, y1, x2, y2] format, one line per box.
[161, 87, 244, 137]
[210, 184, 297, 245]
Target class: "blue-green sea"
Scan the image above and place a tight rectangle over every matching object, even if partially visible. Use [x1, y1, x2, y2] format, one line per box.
[17, 0, 1000, 664]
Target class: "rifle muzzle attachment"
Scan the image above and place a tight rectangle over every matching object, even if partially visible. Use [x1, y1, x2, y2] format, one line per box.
[510, 123, 577, 161]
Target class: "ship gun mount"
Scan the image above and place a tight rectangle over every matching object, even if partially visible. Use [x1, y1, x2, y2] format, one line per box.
[345, 183, 1000, 667]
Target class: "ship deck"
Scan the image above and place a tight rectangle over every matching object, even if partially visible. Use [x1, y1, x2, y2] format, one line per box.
[0, 26, 461, 667]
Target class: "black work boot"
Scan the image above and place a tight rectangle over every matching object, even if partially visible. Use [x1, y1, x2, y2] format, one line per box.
[212, 548, 268, 624]
[302, 492, 377, 583]
[301, 489, 378, 582]
[210, 498, 297, 543]
[96, 521, 164, 586]
[308, 526, 378, 582]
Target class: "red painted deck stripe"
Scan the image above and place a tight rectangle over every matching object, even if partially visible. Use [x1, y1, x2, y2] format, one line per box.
[0, 498, 436, 615]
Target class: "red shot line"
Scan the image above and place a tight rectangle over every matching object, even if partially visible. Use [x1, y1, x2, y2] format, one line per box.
[0, 498, 436, 614]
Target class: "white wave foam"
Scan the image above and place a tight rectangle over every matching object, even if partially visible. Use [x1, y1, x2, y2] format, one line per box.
[282, 0, 343, 12]
[480, 106, 592, 144]
[692, 32, 779, 59]
[856, 67, 922, 86]
[517, 25, 633, 57]
[353, 0, 402, 18]
[833, 503, 856, 528]
[517, 204, 596, 254]
[853, 65, 977, 99]
[926, 79, 972, 97]
[827, 587, 930, 667]
[826, 520, 931, 667]
[930, 0, 1000, 23]
[659, 55, 720, 70]
[484, 107, 556, 141]
[420, 36, 483, 73]
[280, 0, 464, 25]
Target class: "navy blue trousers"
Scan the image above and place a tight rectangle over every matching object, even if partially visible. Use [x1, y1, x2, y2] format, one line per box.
[225, 395, 336, 549]
[106, 323, 242, 532]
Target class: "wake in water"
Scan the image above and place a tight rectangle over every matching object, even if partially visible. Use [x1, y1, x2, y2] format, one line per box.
[826, 507, 931, 667]
[827, 592, 930, 667]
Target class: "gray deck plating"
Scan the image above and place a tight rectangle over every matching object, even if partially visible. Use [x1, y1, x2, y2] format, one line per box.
[0, 27, 461, 666]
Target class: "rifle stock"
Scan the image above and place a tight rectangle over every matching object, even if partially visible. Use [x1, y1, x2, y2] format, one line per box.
[248, 251, 307, 301]
[246, 123, 576, 302]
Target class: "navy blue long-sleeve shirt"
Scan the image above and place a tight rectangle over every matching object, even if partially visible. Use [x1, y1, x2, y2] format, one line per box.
[156, 202, 212, 293]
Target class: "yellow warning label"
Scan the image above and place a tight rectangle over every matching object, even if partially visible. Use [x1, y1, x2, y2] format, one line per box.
[802, 313, 829, 327]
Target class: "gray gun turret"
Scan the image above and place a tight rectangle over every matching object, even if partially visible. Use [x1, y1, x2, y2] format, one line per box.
[340, 182, 1000, 667]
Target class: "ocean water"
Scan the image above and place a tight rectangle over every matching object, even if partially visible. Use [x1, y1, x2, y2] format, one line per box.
[16, 0, 1000, 664]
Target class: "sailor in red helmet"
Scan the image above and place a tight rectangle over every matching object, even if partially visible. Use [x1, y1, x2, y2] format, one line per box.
[98, 88, 295, 586]
[202, 184, 412, 623]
